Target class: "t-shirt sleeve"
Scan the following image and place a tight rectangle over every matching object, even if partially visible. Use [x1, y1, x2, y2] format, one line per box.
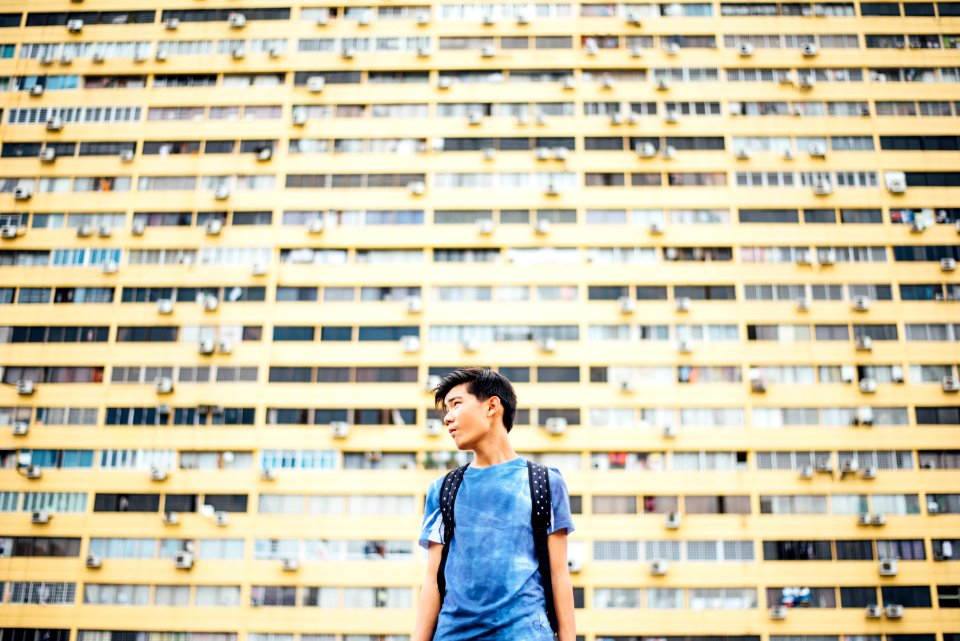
[547, 467, 576, 535]
[418, 477, 444, 550]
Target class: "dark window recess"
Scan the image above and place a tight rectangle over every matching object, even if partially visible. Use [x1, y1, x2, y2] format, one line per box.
[589, 286, 630, 300]
[268, 367, 312, 383]
[904, 172, 960, 187]
[841, 586, 879, 607]
[835, 539, 875, 560]
[316, 367, 351, 383]
[881, 585, 933, 608]
[738, 209, 799, 223]
[916, 406, 960, 425]
[860, 2, 902, 15]
[294, 71, 362, 85]
[893, 245, 960, 262]
[537, 366, 580, 383]
[93, 493, 161, 512]
[163, 494, 198, 513]
[937, 585, 960, 608]
[6, 537, 81, 557]
[26, 11, 155, 26]
[355, 367, 417, 383]
[674, 285, 737, 300]
[160, 8, 290, 21]
[0, 13, 23, 28]
[0, 630, 71, 641]
[636, 286, 668, 300]
[499, 366, 530, 383]
[881, 136, 960, 151]
[321, 326, 353, 341]
[357, 326, 419, 341]
[203, 494, 248, 513]
[79, 142, 136, 156]
[762, 540, 832, 560]
[272, 326, 315, 341]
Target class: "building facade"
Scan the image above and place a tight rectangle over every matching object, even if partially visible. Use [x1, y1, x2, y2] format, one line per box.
[0, 1, 959, 640]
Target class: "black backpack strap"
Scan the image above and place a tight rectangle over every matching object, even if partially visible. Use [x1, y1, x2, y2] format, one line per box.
[436, 463, 468, 602]
[528, 460, 559, 635]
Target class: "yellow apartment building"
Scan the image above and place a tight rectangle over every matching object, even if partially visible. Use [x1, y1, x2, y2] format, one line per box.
[0, 0, 958, 640]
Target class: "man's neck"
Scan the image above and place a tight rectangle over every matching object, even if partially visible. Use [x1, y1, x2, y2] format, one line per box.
[470, 429, 518, 468]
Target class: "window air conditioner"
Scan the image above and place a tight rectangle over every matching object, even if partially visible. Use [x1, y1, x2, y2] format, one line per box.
[17, 379, 35, 395]
[228, 14, 247, 28]
[884, 604, 904, 618]
[85, 554, 102, 568]
[665, 511, 681, 529]
[282, 557, 300, 571]
[25, 465, 42, 479]
[426, 418, 444, 436]
[769, 605, 788, 619]
[649, 560, 669, 575]
[330, 421, 350, 439]
[307, 76, 326, 92]
[738, 43, 755, 56]
[32, 510, 51, 524]
[0, 224, 19, 239]
[865, 604, 883, 618]
[66, 19, 84, 32]
[155, 377, 174, 393]
[942, 375, 959, 392]
[801, 43, 819, 56]
[175, 551, 194, 569]
[859, 378, 877, 393]
[156, 298, 173, 314]
[878, 559, 897, 576]
[852, 296, 870, 311]
[150, 467, 168, 481]
[545, 417, 567, 435]
[12, 421, 29, 436]
[205, 219, 223, 235]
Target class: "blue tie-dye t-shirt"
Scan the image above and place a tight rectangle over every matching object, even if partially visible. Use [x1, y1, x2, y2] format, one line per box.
[418, 456, 575, 641]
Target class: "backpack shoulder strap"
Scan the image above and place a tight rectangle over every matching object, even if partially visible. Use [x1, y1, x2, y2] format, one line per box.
[436, 463, 468, 602]
[528, 460, 559, 635]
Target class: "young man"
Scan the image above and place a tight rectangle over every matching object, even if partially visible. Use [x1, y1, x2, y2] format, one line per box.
[413, 368, 576, 641]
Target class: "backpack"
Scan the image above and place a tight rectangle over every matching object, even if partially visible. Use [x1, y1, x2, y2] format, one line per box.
[436, 459, 558, 636]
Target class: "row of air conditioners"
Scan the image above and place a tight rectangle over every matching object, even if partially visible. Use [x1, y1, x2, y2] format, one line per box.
[198, 337, 235, 355]
[771, 603, 901, 620]
[857, 512, 886, 526]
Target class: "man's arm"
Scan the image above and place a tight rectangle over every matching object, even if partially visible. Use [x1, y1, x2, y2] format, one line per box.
[548, 530, 576, 641]
[412, 541, 444, 641]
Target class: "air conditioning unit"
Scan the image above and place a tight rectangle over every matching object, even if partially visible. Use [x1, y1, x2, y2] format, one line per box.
[808, 142, 827, 158]
[97, 225, 112, 238]
[584, 41, 599, 55]
[17, 379, 35, 395]
[769, 605, 788, 619]
[408, 181, 426, 195]
[637, 142, 657, 158]
[30, 84, 45, 97]
[662, 145, 677, 159]
[340, 47, 355, 59]
[535, 218, 551, 234]
[331, 421, 350, 439]
[538, 336, 557, 352]
[783, 148, 796, 160]
[426, 418, 444, 436]
[662, 424, 678, 438]
[798, 466, 814, 479]
[260, 467, 276, 481]
[941, 258, 957, 272]
[406, 297, 423, 314]
[292, 107, 308, 126]
[268, 46, 282, 58]
[750, 377, 767, 393]
[85, 554, 102, 568]
[535, 146, 551, 161]
[213, 511, 229, 526]
[228, 13, 247, 28]
[39, 148, 56, 163]
[164, 18, 180, 30]
[649, 560, 669, 575]
[943, 376, 959, 392]
[66, 19, 84, 32]
[865, 604, 883, 618]
[852, 296, 870, 311]
[649, 221, 664, 235]
[307, 218, 325, 234]
[795, 297, 810, 312]
[257, 147, 273, 162]
[12, 421, 29, 436]
[151, 49, 164, 61]
[545, 417, 567, 435]
[878, 559, 897, 576]
[1, 224, 19, 238]
[819, 249, 836, 265]
[46, 115, 64, 131]
[175, 551, 194, 569]
[618, 296, 636, 313]
[630, 46, 644, 57]
[871, 512, 885, 526]
[656, 79, 671, 92]
[32, 510, 51, 524]
[477, 219, 494, 234]
[839, 458, 859, 475]
[884, 604, 904, 618]
[417, 13, 430, 25]
[626, 11, 642, 25]
[156, 298, 173, 314]
[214, 186, 230, 200]
[438, 76, 452, 89]
[307, 76, 326, 92]
[738, 43, 755, 56]
[155, 377, 174, 393]
[156, 404, 171, 416]
[217, 338, 233, 354]
[567, 555, 582, 573]
[40, 53, 54, 65]
[815, 458, 833, 474]
[118, 149, 135, 163]
[480, 45, 496, 58]
[735, 147, 751, 160]
[205, 219, 223, 235]
[401, 335, 421, 353]
[563, 76, 576, 90]
[482, 13, 496, 25]
[859, 378, 877, 394]
[150, 467, 168, 482]
[856, 406, 874, 426]
[553, 147, 569, 161]
[619, 379, 635, 393]
[463, 339, 479, 352]
[417, 45, 432, 57]
[202, 294, 219, 311]
[801, 43, 819, 56]
[861, 466, 878, 479]
[198, 338, 216, 354]
[77, 224, 93, 237]
[282, 557, 300, 571]
[665, 511, 681, 529]
[250, 260, 268, 276]
[675, 297, 691, 312]
[798, 74, 816, 89]
[664, 42, 680, 55]
[232, 46, 246, 59]
[357, 13, 372, 25]
[25, 465, 42, 479]
[162, 511, 179, 525]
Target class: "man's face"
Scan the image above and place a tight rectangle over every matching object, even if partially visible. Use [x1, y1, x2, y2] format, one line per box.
[442, 383, 493, 450]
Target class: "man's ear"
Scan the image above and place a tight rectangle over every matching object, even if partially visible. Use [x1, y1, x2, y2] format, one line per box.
[486, 396, 501, 416]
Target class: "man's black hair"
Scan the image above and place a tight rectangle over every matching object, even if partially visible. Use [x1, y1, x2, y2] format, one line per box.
[433, 367, 518, 433]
